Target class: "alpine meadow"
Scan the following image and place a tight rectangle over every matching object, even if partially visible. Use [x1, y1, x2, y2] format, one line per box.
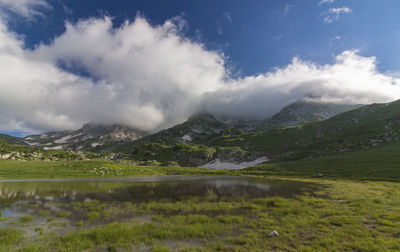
[1, 1, 400, 251]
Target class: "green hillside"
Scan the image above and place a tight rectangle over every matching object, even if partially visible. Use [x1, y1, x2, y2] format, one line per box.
[258, 100, 362, 130]
[0, 134, 27, 146]
[237, 141, 400, 181]
[208, 100, 400, 161]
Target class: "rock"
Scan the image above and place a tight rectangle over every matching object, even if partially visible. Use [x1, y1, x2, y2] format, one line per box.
[44, 196, 54, 201]
[268, 230, 278, 237]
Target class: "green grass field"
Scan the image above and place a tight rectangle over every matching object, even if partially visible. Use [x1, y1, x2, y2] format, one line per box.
[238, 141, 400, 181]
[1, 142, 400, 251]
[0, 159, 222, 179]
[1, 140, 399, 181]
[1, 177, 400, 251]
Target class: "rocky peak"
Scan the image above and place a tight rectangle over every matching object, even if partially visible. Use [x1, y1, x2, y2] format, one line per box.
[188, 111, 218, 122]
[80, 123, 112, 137]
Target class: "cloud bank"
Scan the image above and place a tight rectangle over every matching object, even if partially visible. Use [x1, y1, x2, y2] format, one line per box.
[1, 15, 400, 133]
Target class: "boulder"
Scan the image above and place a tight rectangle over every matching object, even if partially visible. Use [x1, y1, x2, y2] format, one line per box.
[268, 230, 279, 237]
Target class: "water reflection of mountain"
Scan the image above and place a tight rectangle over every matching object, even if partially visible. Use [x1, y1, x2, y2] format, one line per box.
[0, 181, 118, 202]
[0, 176, 317, 204]
[75, 180, 314, 202]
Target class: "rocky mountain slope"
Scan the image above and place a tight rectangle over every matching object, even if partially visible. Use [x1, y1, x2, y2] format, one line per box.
[210, 99, 400, 161]
[115, 112, 238, 148]
[23, 123, 147, 152]
[110, 112, 263, 167]
[0, 139, 96, 161]
[2, 99, 396, 168]
[258, 99, 362, 130]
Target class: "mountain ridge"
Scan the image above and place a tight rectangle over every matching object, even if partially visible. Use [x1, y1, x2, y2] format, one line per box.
[22, 123, 147, 152]
[1, 99, 395, 167]
[258, 99, 363, 130]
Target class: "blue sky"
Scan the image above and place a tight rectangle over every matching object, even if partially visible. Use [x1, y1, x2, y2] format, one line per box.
[2, 0, 400, 137]
[6, 0, 400, 75]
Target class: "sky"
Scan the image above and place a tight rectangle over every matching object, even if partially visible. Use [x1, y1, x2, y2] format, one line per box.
[1, 0, 400, 136]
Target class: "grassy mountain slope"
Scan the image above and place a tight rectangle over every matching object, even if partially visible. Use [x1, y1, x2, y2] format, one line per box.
[259, 99, 362, 130]
[103, 100, 400, 165]
[3, 99, 398, 167]
[237, 140, 400, 181]
[0, 134, 28, 146]
[208, 100, 400, 161]
[116, 112, 236, 149]
[108, 113, 259, 166]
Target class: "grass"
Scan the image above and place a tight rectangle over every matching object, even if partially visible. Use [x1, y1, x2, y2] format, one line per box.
[1, 139, 400, 250]
[0, 228, 23, 251]
[237, 141, 400, 181]
[207, 100, 400, 162]
[19, 216, 33, 223]
[0, 159, 222, 179]
[2, 178, 400, 251]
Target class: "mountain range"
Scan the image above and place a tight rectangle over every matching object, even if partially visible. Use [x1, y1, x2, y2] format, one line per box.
[1, 98, 397, 167]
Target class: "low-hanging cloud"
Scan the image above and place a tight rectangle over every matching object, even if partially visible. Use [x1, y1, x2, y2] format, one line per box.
[1, 15, 400, 133]
[204, 51, 400, 120]
[0, 16, 226, 133]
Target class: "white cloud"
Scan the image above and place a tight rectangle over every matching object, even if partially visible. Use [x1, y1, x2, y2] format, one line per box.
[0, 16, 226, 132]
[1, 16, 400, 133]
[0, 0, 50, 19]
[203, 51, 400, 120]
[330, 7, 352, 15]
[324, 7, 352, 23]
[319, 0, 335, 5]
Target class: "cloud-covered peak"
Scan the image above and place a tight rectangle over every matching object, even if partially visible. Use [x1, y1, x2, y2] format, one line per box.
[203, 50, 400, 120]
[0, 16, 226, 133]
[0, 16, 400, 133]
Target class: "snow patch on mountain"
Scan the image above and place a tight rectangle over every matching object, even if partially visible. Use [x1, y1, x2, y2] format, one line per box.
[200, 156, 268, 170]
[181, 134, 192, 142]
[91, 142, 102, 147]
[54, 135, 73, 144]
[43, 146, 63, 150]
[25, 141, 39, 146]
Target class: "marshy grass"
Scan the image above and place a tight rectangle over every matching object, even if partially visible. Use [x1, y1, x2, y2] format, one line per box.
[1, 145, 400, 251]
[0, 228, 22, 251]
[1, 177, 399, 251]
[19, 216, 33, 223]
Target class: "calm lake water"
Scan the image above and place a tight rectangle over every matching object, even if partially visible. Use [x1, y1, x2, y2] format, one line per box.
[0, 175, 316, 216]
[0, 175, 320, 242]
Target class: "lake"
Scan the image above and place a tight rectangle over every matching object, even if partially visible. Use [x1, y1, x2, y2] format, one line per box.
[0, 175, 318, 247]
[0, 175, 316, 207]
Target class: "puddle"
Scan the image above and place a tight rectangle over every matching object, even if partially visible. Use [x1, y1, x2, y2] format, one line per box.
[1, 208, 24, 217]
